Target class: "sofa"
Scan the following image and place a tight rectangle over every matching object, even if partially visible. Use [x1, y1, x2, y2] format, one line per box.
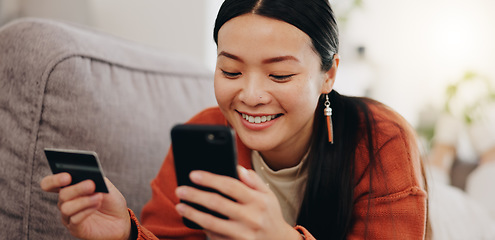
[0, 18, 217, 239]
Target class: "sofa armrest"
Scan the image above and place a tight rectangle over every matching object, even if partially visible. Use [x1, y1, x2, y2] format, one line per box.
[0, 18, 216, 239]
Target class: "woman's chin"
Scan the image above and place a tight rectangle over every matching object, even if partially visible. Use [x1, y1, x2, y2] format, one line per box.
[237, 133, 277, 152]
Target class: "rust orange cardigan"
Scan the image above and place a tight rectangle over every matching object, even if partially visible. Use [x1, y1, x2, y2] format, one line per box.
[129, 105, 427, 239]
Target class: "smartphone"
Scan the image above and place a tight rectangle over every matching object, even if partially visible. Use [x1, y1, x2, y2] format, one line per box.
[171, 124, 239, 229]
[44, 148, 109, 193]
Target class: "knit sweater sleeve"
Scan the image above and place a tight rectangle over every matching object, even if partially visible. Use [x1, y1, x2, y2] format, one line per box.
[348, 106, 427, 239]
[128, 209, 158, 240]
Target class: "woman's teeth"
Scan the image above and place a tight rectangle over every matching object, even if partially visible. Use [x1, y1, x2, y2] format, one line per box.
[241, 113, 278, 123]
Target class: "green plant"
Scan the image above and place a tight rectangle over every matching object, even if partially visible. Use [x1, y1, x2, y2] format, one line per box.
[444, 71, 495, 124]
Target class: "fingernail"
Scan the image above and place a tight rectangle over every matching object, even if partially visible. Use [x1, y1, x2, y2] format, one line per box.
[175, 203, 186, 215]
[238, 166, 249, 178]
[176, 187, 186, 198]
[60, 173, 71, 184]
[190, 171, 202, 182]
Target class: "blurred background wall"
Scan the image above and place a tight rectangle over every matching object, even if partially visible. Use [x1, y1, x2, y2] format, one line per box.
[1, 0, 494, 157]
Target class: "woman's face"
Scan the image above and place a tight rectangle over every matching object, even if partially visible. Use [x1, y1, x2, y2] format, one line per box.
[215, 14, 338, 166]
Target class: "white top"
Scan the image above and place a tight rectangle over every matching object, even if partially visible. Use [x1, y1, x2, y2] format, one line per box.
[428, 162, 495, 239]
[251, 150, 309, 226]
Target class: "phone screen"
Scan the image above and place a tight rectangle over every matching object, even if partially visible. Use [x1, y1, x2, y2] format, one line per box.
[171, 124, 239, 229]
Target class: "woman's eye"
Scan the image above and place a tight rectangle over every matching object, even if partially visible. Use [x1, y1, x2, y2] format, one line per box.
[222, 70, 241, 78]
[270, 74, 295, 81]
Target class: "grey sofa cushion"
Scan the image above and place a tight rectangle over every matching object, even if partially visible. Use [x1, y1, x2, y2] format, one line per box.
[0, 18, 216, 239]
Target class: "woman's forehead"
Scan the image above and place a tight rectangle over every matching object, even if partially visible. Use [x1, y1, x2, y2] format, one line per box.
[219, 14, 310, 42]
[217, 14, 315, 61]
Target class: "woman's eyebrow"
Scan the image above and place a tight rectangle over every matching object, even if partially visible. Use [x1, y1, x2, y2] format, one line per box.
[218, 51, 300, 64]
[218, 51, 244, 63]
[262, 55, 300, 64]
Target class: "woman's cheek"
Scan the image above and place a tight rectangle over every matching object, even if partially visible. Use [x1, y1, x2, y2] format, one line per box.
[214, 79, 235, 107]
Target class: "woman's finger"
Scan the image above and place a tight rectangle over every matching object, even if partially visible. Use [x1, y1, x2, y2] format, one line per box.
[188, 169, 270, 204]
[237, 166, 271, 193]
[188, 171, 254, 202]
[182, 202, 251, 240]
[176, 170, 275, 222]
[59, 193, 103, 225]
[59, 180, 96, 203]
[205, 230, 234, 240]
[67, 194, 104, 225]
[40, 172, 72, 193]
[175, 185, 239, 219]
[175, 202, 239, 233]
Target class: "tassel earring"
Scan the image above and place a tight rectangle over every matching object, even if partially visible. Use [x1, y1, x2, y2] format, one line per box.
[324, 94, 334, 144]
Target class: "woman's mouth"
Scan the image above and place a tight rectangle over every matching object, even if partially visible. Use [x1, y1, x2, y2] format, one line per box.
[240, 112, 282, 124]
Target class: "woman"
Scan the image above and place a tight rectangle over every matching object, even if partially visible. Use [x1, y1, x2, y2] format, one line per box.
[41, 0, 427, 239]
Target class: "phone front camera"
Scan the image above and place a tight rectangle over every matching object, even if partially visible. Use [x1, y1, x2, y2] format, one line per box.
[207, 134, 215, 141]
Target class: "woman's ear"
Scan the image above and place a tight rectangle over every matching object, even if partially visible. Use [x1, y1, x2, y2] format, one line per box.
[321, 54, 340, 94]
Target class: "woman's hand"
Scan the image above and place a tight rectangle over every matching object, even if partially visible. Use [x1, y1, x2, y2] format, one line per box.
[40, 173, 132, 240]
[174, 166, 303, 240]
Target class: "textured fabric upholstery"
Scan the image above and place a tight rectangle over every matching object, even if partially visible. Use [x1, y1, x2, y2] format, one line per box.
[0, 18, 216, 239]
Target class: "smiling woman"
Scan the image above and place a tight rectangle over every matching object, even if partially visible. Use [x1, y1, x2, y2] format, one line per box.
[214, 14, 330, 169]
[40, 0, 428, 239]
[142, 0, 427, 239]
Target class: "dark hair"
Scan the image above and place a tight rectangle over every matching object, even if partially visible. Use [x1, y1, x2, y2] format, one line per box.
[214, 1, 380, 239]
[214, 0, 338, 71]
[301, 92, 377, 239]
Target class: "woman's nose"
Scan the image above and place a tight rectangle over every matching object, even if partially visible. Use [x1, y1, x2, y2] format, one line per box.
[238, 77, 271, 107]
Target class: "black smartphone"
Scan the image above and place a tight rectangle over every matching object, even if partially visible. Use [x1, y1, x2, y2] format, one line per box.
[171, 124, 239, 229]
[44, 148, 109, 193]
